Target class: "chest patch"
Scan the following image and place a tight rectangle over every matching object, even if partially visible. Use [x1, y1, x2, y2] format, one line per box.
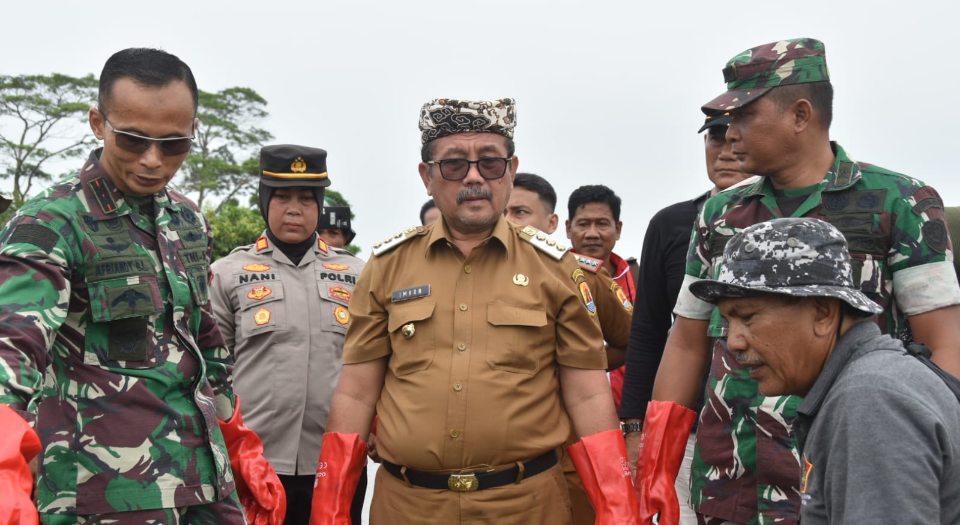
[242, 263, 272, 272]
[254, 307, 272, 326]
[329, 286, 351, 302]
[323, 263, 350, 271]
[391, 285, 431, 302]
[239, 273, 277, 284]
[334, 306, 350, 325]
[247, 285, 273, 300]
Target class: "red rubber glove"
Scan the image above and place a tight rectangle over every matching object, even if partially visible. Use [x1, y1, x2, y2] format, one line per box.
[309, 433, 368, 525]
[635, 401, 696, 525]
[0, 405, 41, 525]
[219, 396, 287, 525]
[567, 428, 639, 524]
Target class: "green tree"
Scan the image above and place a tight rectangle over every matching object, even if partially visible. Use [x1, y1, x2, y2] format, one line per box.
[206, 200, 265, 261]
[0, 74, 99, 206]
[181, 87, 272, 212]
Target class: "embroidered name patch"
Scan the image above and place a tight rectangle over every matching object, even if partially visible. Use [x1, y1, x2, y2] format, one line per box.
[391, 285, 431, 302]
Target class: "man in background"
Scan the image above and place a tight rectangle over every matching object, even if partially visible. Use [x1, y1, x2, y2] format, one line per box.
[620, 113, 752, 524]
[566, 184, 636, 411]
[420, 198, 441, 225]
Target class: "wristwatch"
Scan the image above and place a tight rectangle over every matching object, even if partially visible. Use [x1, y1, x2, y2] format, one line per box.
[620, 421, 643, 434]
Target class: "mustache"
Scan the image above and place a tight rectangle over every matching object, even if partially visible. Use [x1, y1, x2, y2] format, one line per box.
[735, 354, 763, 365]
[456, 186, 493, 204]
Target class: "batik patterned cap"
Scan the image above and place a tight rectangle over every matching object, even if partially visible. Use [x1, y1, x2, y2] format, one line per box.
[689, 217, 883, 316]
[701, 38, 829, 115]
[419, 98, 516, 144]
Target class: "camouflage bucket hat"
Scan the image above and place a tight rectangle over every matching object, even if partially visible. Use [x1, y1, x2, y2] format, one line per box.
[689, 218, 883, 316]
[701, 38, 829, 115]
[419, 98, 516, 144]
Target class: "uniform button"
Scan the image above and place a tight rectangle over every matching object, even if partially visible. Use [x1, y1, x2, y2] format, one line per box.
[464, 265, 472, 274]
[457, 342, 467, 351]
[454, 382, 463, 391]
[459, 303, 468, 311]
[450, 429, 460, 438]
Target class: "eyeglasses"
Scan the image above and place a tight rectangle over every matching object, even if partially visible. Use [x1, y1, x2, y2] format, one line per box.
[426, 157, 513, 181]
[98, 109, 195, 156]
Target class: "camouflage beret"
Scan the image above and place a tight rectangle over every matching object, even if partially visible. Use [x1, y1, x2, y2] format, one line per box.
[702, 38, 830, 115]
[689, 218, 883, 316]
[419, 98, 516, 145]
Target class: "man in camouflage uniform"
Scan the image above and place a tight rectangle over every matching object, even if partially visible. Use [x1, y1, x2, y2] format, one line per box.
[638, 38, 960, 525]
[688, 218, 960, 525]
[0, 48, 283, 524]
[316, 198, 356, 249]
[210, 145, 366, 525]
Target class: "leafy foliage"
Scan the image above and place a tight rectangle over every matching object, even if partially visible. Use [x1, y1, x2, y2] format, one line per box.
[0, 74, 99, 206]
[181, 87, 272, 211]
[206, 200, 265, 261]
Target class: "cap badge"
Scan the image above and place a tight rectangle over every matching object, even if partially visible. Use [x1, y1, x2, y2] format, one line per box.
[291, 156, 307, 173]
[513, 274, 529, 286]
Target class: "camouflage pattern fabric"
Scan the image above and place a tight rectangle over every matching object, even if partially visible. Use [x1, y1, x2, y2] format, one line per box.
[684, 143, 956, 524]
[419, 98, 516, 144]
[689, 218, 883, 317]
[0, 149, 237, 515]
[702, 38, 828, 115]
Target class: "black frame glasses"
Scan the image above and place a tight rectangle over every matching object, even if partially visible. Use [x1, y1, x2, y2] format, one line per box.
[98, 109, 195, 157]
[426, 157, 514, 181]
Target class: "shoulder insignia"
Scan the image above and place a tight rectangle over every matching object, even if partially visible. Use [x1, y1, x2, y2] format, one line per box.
[611, 281, 633, 311]
[255, 236, 269, 252]
[573, 252, 602, 273]
[517, 225, 568, 260]
[318, 237, 329, 253]
[372, 225, 425, 256]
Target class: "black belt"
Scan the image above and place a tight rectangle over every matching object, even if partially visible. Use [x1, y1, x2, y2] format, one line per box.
[382, 450, 558, 492]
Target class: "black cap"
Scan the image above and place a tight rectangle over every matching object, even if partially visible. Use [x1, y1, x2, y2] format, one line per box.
[319, 206, 356, 244]
[698, 114, 732, 134]
[260, 145, 332, 189]
[0, 193, 10, 214]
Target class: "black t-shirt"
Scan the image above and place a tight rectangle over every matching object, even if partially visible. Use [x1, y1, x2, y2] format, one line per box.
[620, 192, 710, 421]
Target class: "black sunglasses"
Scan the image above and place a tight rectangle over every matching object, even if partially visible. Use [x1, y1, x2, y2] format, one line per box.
[426, 157, 513, 181]
[98, 109, 195, 157]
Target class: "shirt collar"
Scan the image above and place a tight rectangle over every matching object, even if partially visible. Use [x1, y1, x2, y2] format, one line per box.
[424, 215, 511, 258]
[798, 321, 880, 419]
[80, 148, 174, 219]
[741, 142, 860, 199]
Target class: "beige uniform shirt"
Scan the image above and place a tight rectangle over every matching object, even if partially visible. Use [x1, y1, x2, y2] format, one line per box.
[210, 234, 364, 475]
[345, 217, 606, 471]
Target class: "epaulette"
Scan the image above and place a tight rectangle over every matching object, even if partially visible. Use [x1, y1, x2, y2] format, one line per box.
[517, 225, 569, 260]
[573, 252, 602, 273]
[372, 225, 426, 256]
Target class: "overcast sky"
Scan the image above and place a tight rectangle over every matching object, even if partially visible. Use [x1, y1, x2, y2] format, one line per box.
[3, 0, 957, 257]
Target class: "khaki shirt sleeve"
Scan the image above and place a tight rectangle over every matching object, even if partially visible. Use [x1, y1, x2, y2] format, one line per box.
[342, 256, 392, 364]
[555, 254, 607, 370]
[586, 266, 633, 348]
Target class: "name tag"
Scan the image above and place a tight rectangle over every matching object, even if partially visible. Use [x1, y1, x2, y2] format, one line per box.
[392, 285, 431, 302]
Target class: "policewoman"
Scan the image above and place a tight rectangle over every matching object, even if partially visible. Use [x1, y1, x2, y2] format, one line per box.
[210, 145, 366, 524]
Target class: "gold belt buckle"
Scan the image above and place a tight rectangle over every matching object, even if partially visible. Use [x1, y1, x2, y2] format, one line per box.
[448, 473, 479, 492]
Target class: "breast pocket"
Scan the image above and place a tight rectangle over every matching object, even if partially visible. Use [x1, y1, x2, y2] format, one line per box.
[238, 281, 286, 338]
[318, 282, 354, 335]
[386, 300, 436, 376]
[85, 275, 165, 369]
[486, 302, 548, 375]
